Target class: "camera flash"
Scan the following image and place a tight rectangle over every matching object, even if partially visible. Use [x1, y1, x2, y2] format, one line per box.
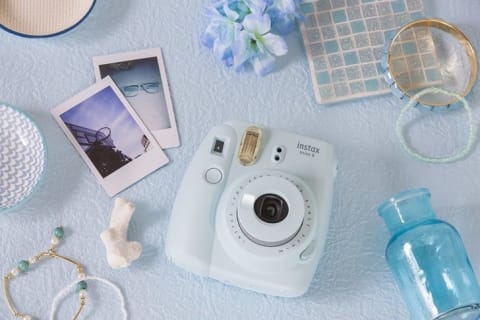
[238, 126, 262, 166]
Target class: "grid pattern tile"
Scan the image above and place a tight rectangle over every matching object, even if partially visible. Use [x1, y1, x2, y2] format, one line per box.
[300, 0, 424, 104]
[388, 26, 442, 92]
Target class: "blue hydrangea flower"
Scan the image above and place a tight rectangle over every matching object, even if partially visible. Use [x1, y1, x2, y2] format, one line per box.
[266, 0, 303, 35]
[201, 2, 243, 67]
[200, 0, 301, 75]
[233, 13, 288, 76]
[243, 0, 268, 13]
[216, 0, 251, 20]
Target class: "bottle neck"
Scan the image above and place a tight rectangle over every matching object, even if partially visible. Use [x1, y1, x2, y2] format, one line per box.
[378, 188, 437, 235]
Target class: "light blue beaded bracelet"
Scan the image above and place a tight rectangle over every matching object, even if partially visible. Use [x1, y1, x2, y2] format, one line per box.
[396, 87, 476, 163]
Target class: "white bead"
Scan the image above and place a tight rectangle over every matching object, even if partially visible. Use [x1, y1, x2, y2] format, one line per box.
[78, 273, 86, 280]
[23, 315, 31, 320]
[51, 237, 59, 245]
[11, 268, 19, 276]
[28, 256, 38, 264]
[80, 289, 87, 298]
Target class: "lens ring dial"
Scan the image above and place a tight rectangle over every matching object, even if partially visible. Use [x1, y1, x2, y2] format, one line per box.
[217, 171, 316, 259]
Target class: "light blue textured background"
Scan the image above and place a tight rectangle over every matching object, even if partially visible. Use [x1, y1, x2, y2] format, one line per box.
[1, 1, 480, 319]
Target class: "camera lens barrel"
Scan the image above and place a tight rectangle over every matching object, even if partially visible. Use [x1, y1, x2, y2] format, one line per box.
[254, 194, 289, 223]
[235, 174, 306, 247]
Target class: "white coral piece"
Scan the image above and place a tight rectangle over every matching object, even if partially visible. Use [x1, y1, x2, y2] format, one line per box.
[101, 198, 143, 269]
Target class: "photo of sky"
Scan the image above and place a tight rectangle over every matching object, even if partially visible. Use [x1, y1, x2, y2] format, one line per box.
[60, 86, 146, 158]
[99, 57, 171, 130]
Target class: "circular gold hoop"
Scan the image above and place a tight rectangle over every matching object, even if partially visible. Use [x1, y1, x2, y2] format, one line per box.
[385, 18, 478, 108]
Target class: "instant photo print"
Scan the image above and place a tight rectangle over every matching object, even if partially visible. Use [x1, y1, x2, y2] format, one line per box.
[93, 48, 180, 149]
[51, 76, 169, 196]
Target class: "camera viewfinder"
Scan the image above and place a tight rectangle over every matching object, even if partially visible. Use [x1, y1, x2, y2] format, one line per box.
[212, 139, 225, 155]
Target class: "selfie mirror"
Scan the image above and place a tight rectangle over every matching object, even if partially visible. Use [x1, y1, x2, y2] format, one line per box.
[383, 18, 477, 109]
[0, 0, 96, 38]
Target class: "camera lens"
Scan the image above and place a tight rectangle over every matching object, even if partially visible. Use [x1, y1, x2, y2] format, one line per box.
[254, 194, 289, 223]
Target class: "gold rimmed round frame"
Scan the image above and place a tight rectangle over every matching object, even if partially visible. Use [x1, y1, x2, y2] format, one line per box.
[386, 18, 478, 108]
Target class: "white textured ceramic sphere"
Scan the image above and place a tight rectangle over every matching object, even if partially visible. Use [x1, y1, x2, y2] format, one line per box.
[0, 104, 46, 211]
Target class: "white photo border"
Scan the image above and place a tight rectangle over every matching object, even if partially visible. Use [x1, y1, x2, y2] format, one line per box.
[93, 48, 180, 149]
[50, 76, 169, 196]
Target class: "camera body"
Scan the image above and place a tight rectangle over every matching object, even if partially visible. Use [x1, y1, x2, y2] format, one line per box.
[166, 121, 337, 297]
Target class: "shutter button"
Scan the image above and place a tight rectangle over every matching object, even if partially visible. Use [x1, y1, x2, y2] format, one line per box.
[205, 168, 223, 184]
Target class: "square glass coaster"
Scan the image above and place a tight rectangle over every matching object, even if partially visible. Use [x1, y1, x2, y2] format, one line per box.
[300, 0, 425, 104]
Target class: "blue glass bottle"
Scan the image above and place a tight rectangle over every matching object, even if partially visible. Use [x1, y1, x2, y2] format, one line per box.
[378, 188, 480, 320]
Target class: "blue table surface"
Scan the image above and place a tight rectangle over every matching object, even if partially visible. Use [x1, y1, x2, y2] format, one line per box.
[1, 1, 480, 319]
